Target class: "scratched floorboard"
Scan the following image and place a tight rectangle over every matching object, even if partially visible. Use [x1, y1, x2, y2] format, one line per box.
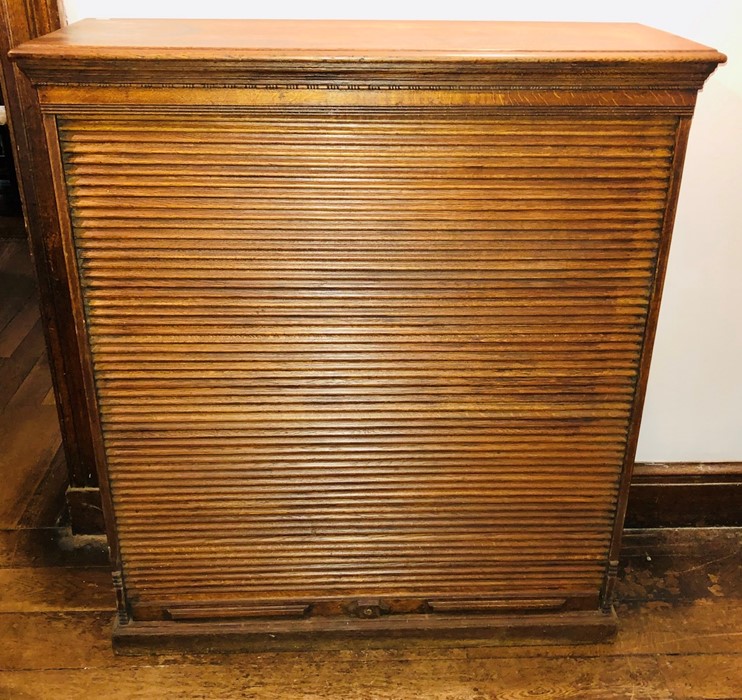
[0, 528, 738, 699]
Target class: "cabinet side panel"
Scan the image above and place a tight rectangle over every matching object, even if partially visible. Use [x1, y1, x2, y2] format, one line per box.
[57, 109, 677, 619]
[601, 115, 694, 607]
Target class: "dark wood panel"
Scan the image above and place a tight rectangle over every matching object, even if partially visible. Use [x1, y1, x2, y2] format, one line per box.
[627, 463, 742, 527]
[0, 0, 101, 501]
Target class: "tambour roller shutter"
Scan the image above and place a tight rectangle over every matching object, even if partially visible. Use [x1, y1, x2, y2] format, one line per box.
[59, 112, 673, 616]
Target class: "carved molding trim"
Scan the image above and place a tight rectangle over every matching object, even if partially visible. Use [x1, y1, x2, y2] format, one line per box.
[41, 104, 697, 118]
[34, 81, 705, 91]
[112, 570, 130, 625]
[11, 54, 720, 93]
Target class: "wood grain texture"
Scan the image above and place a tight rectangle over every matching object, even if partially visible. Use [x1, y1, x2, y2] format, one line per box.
[0, 656, 667, 700]
[618, 528, 742, 603]
[0, 0, 102, 508]
[10, 19, 725, 91]
[9, 20, 725, 646]
[1, 648, 741, 700]
[11, 19, 723, 57]
[57, 112, 677, 618]
[0, 239, 64, 529]
[16, 444, 67, 528]
[0, 566, 113, 613]
[0, 528, 740, 698]
[4, 597, 742, 671]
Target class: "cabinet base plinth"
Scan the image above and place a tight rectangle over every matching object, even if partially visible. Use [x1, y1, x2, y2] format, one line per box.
[112, 607, 617, 654]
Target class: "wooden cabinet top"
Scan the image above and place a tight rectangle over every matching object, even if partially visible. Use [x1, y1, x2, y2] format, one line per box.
[10, 19, 725, 89]
[11, 19, 725, 62]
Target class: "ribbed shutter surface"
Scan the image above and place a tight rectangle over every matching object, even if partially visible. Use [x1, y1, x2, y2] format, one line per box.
[58, 112, 676, 614]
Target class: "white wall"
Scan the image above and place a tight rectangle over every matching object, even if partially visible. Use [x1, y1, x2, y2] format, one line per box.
[61, 0, 742, 462]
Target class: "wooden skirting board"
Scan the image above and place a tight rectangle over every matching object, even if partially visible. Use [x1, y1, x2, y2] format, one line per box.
[68, 462, 742, 535]
[626, 462, 742, 528]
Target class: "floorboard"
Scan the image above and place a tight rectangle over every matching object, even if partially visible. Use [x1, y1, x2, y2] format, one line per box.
[0, 238, 64, 530]
[0, 528, 739, 698]
[0, 656, 669, 700]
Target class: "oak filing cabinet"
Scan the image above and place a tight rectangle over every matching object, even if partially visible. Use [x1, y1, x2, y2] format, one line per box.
[10, 20, 725, 650]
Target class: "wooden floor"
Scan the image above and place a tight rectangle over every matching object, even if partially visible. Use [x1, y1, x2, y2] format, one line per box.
[1, 236, 741, 699]
[0, 236, 65, 531]
[0, 528, 739, 699]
